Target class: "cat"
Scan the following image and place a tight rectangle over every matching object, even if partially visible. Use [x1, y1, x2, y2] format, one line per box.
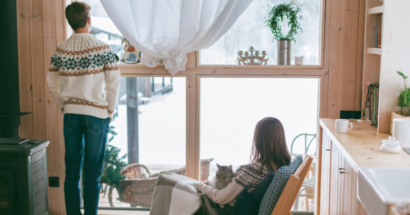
[210, 164, 236, 189]
[206, 164, 236, 209]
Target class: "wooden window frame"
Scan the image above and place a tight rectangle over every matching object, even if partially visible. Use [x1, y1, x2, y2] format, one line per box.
[118, 0, 329, 180]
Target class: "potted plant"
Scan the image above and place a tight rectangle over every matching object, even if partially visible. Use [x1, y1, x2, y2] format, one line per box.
[266, 1, 303, 65]
[100, 125, 128, 204]
[391, 71, 410, 133]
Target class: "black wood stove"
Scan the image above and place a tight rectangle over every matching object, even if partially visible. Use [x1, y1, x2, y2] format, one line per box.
[0, 139, 50, 215]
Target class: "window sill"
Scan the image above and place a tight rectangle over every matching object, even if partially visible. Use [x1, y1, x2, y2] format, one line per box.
[197, 64, 323, 69]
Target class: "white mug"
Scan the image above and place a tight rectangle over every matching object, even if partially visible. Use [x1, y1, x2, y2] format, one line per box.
[335, 119, 353, 133]
[393, 119, 410, 148]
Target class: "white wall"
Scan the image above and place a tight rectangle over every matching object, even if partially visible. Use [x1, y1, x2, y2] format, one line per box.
[378, 0, 410, 132]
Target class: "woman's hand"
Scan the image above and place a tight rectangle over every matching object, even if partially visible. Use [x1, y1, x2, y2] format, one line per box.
[197, 181, 210, 190]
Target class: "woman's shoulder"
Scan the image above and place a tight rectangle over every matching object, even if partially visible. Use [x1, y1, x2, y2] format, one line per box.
[234, 163, 271, 188]
[236, 163, 270, 173]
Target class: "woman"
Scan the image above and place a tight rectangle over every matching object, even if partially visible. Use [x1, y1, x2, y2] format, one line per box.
[197, 117, 292, 214]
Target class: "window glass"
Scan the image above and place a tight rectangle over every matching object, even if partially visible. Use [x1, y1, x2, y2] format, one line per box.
[200, 78, 319, 211]
[97, 77, 186, 208]
[200, 0, 322, 65]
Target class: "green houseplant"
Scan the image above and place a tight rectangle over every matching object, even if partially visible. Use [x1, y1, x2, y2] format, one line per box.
[265, 1, 303, 65]
[397, 71, 410, 116]
[100, 125, 128, 202]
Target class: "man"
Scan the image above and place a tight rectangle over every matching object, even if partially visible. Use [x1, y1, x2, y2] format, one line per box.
[46, 2, 120, 214]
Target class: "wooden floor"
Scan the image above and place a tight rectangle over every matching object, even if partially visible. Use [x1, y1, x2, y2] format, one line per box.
[98, 189, 132, 208]
[92, 194, 313, 214]
[81, 210, 149, 215]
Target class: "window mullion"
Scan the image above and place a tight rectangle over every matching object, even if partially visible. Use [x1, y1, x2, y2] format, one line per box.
[185, 74, 200, 180]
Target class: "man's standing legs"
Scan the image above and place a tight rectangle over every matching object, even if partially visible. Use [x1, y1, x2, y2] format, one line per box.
[82, 115, 109, 214]
[64, 114, 85, 215]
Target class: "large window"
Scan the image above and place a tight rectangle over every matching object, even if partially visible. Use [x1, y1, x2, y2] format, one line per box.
[200, 0, 322, 65]
[80, 0, 324, 213]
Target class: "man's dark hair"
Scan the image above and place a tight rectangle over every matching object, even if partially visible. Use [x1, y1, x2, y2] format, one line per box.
[65, 1, 91, 30]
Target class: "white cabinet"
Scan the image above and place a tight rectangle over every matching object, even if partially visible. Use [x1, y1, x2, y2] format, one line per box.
[319, 130, 369, 215]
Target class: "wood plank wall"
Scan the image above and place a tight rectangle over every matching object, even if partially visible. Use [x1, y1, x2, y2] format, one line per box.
[378, 0, 410, 132]
[16, 0, 67, 214]
[322, 0, 366, 119]
[16, 0, 365, 214]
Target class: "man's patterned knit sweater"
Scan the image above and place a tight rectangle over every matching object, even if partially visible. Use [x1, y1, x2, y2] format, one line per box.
[47, 33, 120, 120]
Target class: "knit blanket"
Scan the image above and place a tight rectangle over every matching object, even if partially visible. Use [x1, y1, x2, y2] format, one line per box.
[150, 172, 201, 215]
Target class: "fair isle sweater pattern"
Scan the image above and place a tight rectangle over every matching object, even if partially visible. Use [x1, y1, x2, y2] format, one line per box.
[234, 163, 270, 190]
[46, 33, 120, 119]
[49, 45, 118, 76]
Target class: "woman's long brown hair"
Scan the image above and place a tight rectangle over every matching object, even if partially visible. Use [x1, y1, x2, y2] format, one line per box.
[250, 117, 291, 172]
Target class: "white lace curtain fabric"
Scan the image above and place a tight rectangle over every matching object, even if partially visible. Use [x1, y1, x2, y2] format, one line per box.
[101, 0, 252, 75]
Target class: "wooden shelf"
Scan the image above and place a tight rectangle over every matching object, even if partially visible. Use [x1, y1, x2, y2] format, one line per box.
[368, 5, 384, 14]
[367, 47, 382, 55]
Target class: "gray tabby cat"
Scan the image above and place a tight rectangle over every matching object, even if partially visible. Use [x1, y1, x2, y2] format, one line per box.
[210, 164, 236, 189]
[207, 164, 237, 209]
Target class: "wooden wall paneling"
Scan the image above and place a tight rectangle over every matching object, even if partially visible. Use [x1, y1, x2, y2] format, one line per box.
[185, 74, 200, 180]
[355, 0, 366, 111]
[342, 0, 361, 111]
[17, 0, 34, 139]
[319, 72, 329, 118]
[319, 0, 332, 119]
[361, 0, 382, 111]
[31, 0, 47, 140]
[43, 0, 65, 214]
[327, 0, 346, 118]
[54, 0, 67, 213]
[378, 0, 410, 133]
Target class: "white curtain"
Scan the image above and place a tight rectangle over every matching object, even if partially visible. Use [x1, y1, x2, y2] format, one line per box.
[101, 0, 252, 75]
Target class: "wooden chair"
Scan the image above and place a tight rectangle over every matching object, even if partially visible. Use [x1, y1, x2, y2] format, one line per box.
[271, 155, 314, 215]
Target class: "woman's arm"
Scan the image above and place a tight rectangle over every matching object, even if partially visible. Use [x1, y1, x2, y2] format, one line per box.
[198, 179, 243, 204]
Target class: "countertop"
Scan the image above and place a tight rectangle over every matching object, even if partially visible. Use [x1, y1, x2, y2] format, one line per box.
[319, 118, 410, 173]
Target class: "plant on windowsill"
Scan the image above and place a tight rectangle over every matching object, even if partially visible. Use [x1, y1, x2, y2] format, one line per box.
[391, 71, 410, 132]
[396, 71, 410, 116]
[265, 0, 303, 65]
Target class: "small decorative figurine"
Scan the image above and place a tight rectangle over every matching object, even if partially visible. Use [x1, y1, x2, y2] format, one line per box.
[121, 38, 140, 63]
[237, 47, 269, 65]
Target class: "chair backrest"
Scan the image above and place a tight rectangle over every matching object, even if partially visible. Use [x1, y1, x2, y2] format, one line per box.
[271, 155, 314, 215]
[290, 134, 316, 156]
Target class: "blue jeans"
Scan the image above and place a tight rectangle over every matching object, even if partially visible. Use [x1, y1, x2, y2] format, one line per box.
[63, 114, 110, 215]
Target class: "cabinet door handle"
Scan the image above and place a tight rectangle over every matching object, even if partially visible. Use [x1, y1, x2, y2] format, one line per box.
[340, 171, 345, 174]
[326, 149, 331, 151]
[339, 168, 344, 170]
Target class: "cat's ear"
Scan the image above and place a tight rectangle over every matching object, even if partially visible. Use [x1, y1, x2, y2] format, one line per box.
[216, 163, 220, 169]
[228, 165, 232, 170]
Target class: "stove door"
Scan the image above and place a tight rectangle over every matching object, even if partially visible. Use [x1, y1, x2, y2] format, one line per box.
[0, 169, 15, 214]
